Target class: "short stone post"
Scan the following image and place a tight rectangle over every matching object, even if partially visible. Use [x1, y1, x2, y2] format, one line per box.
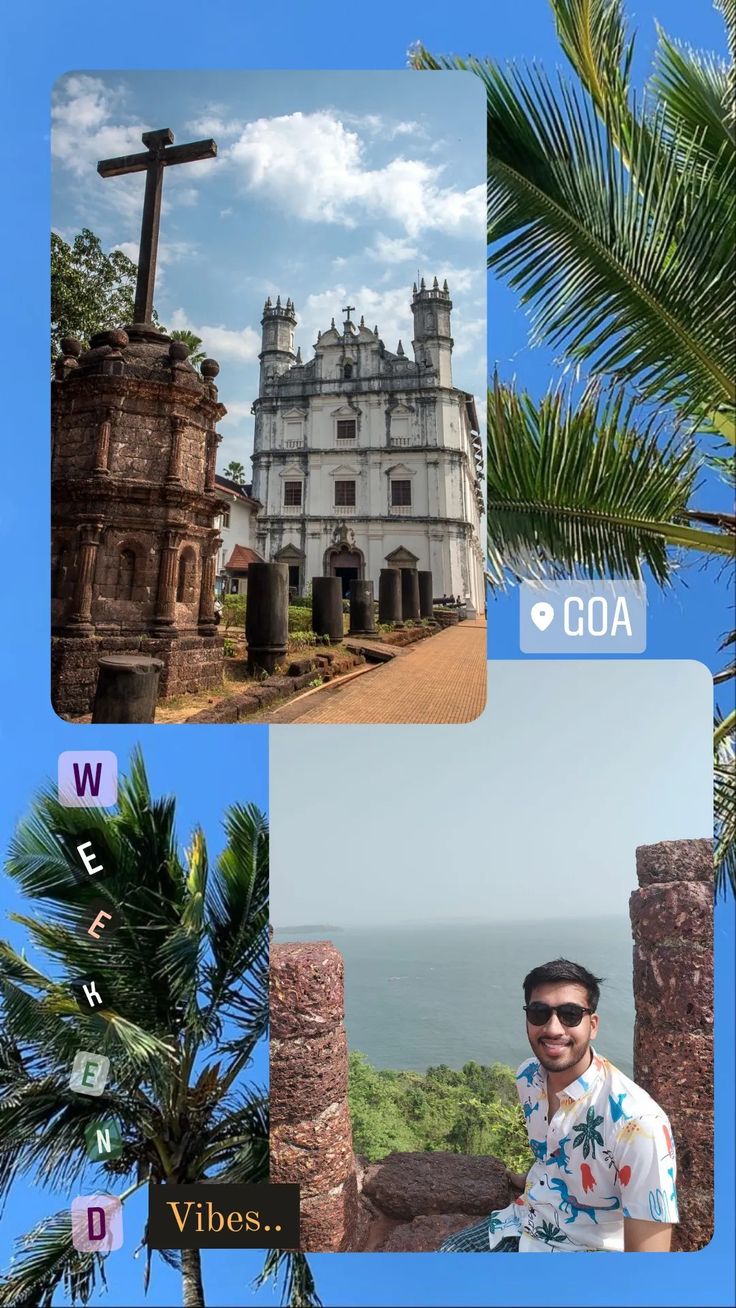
[245, 562, 289, 675]
[92, 655, 163, 722]
[418, 570, 433, 619]
[378, 568, 402, 624]
[348, 580, 377, 636]
[630, 839, 714, 1251]
[312, 576, 344, 644]
[400, 568, 420, 621]
[270, 942, 359, 1252]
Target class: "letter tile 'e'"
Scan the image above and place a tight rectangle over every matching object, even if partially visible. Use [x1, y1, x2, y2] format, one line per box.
[85, 1119, 123, 1161]
[83, 899, 121, 941]
[71, 977, 108, 1013]
[58, 753, 118, 808]
[71, 1194, 123, 1252]
[69, 1052, 110, 1096]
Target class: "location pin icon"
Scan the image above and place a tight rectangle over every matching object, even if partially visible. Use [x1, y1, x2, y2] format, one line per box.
[530, 601, 554, 632]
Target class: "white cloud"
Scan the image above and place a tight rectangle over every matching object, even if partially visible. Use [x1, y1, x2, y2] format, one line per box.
[168, 308, 260, 362]
[366, 233, 420, 265]
[227, 110, 484, 239]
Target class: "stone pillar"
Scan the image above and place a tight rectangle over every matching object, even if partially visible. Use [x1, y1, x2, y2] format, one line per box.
[204, 429, 219, 492]
[153, 529, 183, 631]
[400, 568, 420, 621]
[312, 576, 343, 644]
[93, 405, 117, 475]
[418, 570, 433, 618]
[92, 655, 163, 723]
[270, 942, 359, 1252]
[198, 536, 220, 634]
[349, 580, 377, 636]
[66, 523, 103, 633]
[166, 415, 185, 483]
[378, 568, 402, 624]
[245, 561, 289, 675]
[630, 839, 714, 1251]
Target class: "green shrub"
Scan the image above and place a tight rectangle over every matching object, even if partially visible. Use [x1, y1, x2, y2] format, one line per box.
[348, 1051, 532, 1170]
[288, 606, 314, 633]
[222, 594, 246, 630]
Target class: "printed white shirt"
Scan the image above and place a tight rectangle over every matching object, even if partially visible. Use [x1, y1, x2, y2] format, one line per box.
[487, 1048, 678, 1252]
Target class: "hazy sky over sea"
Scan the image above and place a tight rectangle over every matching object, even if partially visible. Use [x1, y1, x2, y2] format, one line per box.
[271, 661, 712, 925]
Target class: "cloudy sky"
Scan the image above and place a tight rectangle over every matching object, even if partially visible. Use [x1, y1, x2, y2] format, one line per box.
[51, 70, 486, 473]
[271, 661, 712, 926]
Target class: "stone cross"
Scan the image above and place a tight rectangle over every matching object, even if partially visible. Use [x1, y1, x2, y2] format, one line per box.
[342, 305, 355, 321]
[97, 128, 217, 326]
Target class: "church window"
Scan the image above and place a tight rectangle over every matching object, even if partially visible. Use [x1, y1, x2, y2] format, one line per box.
[117, 548, 136, 600]
[219, 506, 231, 529]
[336, 419, 357, 440]
[391, 479, 412, 507]
[334, 480, 356, 507]
[343, 363, 353, 379]
[284, 480, 303, 507]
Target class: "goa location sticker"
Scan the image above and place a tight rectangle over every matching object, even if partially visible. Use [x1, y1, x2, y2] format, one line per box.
[520, 580, 647, 654]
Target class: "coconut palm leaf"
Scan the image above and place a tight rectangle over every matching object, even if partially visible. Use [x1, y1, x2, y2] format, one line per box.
[255, 1252, 322, 1308]
[651, 26, 733, 170]
[714, 710, 736, 897]
[412, 24, 736, 428]
[0, 750, 273, 1305]
[486, 378, 734, 586]
[0, 1209, 102, 1308]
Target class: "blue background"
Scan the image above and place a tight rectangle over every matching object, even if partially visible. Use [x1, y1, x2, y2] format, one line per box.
[0, 1, 733, 1305]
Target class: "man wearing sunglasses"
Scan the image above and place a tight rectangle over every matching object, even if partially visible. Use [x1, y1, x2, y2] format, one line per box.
[441, 958, 677, 1253]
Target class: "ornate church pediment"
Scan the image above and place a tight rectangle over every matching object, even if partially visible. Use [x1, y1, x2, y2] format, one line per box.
[274, 543, 306, 561]
[278, 463, 305, 479]
[330, 403, 362, 418]
[329, 463, 360, 478]
[281, 406, 309, 420]
[385, 462, 416, 478]
[385, 546, 419, 565]
[332, 522, 356, 548]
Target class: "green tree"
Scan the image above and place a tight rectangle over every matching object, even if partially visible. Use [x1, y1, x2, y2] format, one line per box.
[51, 229, 160, 364]
[0, 750, 269, 1308]
[222, 461, 247, 485]
[412, 0, 736, 894]
[169, 329, 207, 372]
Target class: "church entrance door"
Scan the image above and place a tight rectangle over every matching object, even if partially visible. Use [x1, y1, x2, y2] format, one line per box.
[327, 547, 363, 597]
[334, 566, 358, 597]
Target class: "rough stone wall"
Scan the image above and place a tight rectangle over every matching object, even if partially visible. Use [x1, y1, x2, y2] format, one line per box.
[270, 942, 360, 1251]
[631, 839, 714, 1251]
[270, 941, 511, 1253]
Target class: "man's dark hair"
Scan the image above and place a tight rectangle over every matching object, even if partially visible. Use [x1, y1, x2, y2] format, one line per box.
[523, 959, 604, 1010]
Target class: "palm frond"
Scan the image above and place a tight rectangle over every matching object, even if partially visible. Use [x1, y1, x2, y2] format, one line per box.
[486, 379, 734, 586]
[255, 1252, 322, 1308]
[651, 25, 733, 169]
[204, 804, 269, 1041]
[714, 710, 736, 896]
[0, 1210, 103, 1308]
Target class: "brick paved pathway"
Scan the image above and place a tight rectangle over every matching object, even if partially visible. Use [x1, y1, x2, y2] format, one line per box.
[267, 619, 487, 724]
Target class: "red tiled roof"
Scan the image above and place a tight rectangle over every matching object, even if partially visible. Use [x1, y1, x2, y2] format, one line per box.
[225, 545, 264, 571]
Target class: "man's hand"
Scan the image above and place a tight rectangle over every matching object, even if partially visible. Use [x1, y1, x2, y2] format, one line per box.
[623, 1217, 673, 1252]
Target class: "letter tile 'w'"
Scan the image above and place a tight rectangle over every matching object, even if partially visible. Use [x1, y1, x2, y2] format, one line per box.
[58, 753, 118, 808]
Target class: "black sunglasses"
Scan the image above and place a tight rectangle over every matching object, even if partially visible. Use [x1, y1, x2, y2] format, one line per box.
[524, 1002, 595, 1028]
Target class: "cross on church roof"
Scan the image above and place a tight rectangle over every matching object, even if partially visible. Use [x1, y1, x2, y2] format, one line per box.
[342, 305, 355, 321]
[98, 128, 217, 327]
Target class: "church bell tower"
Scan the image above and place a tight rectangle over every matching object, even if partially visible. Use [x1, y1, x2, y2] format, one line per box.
[411, 277, 453, 388]
[259, 295, 297, 394]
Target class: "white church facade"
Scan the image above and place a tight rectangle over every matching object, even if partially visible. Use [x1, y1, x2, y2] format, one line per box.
[249, 279, 485, 615]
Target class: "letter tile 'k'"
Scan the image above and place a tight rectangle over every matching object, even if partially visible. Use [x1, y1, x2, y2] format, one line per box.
[72, 977, 109, 1013]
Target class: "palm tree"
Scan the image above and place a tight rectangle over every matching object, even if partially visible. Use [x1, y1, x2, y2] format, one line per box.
[169, 329, 208, 371]
[0, 749, 268, 1307]
[411, 0, 736, 893]
[222, 461, 247, 486]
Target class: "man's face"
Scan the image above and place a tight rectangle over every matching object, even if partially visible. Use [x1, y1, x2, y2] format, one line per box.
[525, 982, 599, 1076]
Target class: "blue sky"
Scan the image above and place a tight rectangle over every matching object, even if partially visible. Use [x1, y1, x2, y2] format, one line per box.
[51, 70, 487, 472]
[1, 0, 734, 1305]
